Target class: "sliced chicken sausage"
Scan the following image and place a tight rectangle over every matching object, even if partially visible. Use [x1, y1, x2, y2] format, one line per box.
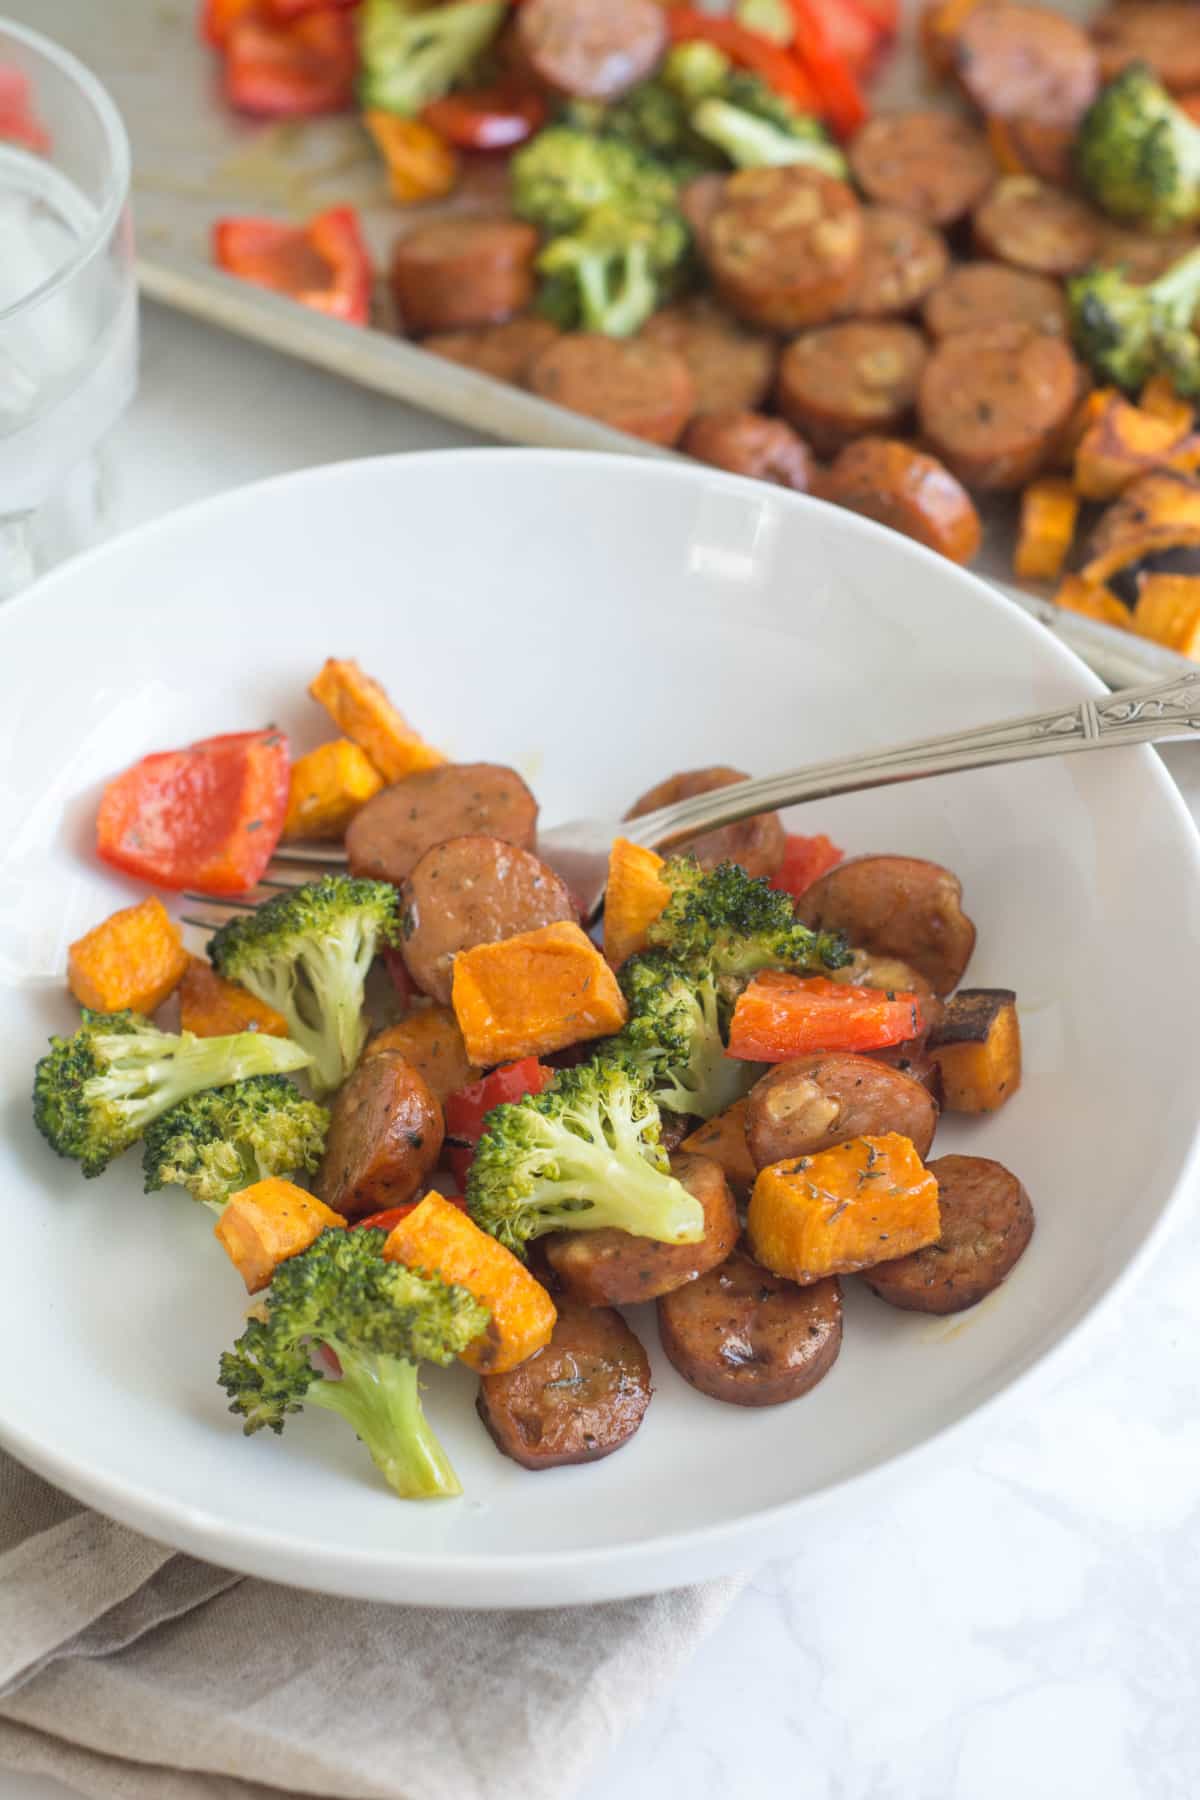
[746, 1052, 938, 1169]
[840, 206, 950, 319]
[476, 1301, 652, 1467]
[955, 4, 1098, 126]
[400, 834, 576, 1004]
[658, 1250, 842, 1406]
[795, 854, 976, 996]
[515, 0, 668, 100]
[390, 220, 539, 335]
[847, 111, 995, 227]
[317, 1051, 444, 1219]
[640, 298, 776, 416]
[863, 1153, 1034, 1313]
[423, 317, 561, 386]
[626, 764, 786, 880]
[542, 1151, 739, 1306]
[822, 437, 982, 566]
[917, 324, 1081, 491]
[972, 178, 1101, 277]
[682, 411, 816, 492]
[528, 334, 695, 445]
[922, 262, 1069, 341]
[777, 321, 928, 456]
[1092, 3, 1200, 93]
[346, 763, 539, 887]
[704, 166, 865, 333]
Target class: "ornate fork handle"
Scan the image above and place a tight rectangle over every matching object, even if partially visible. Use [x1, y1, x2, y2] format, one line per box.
[627, 672, 1200, 851]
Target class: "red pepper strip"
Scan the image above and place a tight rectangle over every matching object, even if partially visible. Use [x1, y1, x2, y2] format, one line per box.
[213, 207, 372, 325]
[199, 0, 261, 49]
[421, 86, 546, 151]
[96, 727, 291, 895]
[844, 0, 899, 37]
[356, 1197, 467, 1233]
[381, 946, 414, 1008]
[444, 1057, 554, 1143]
[787, 0, 868, 137]
[0, 65, 51, 151]
[667, 10, 818, 110]
[265, 0, 359, 17]
[727, 971, 922, 1061]
[769, 833, 844, 901]
[797, 0, 880, 78]
[224, 8, 357, 118]
[446, 1144, 475, 1190]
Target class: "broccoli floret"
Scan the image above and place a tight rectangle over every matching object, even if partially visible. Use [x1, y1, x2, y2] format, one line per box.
[218, 1229, 487, 1500]
[32, 1011, 312, 1180]
[1076, 64, 1200, 232]
[560, 84, 724, 184]
[645, 858, 850, 986]
[661, 40, 734, 103]
[142, 1075, 328, 1211]
[208, 876, 400, 1097]
[1068, 247, 1200, 393]
[467, 1059, 705, 1257]
[535, 202, 690, 335]
[511, 126, 678, 234]
[358, 0, 506, 116]
[608, 950, 756, 1121]
[690, 94, 848, 175]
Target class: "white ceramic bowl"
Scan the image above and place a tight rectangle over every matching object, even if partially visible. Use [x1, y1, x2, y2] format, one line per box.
[2, 450, 1197, 1608]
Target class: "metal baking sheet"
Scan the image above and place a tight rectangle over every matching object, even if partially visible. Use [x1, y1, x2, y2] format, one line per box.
[12, 0, 1191, 685]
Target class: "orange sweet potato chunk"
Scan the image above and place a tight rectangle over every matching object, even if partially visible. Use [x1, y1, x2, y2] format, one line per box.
[681, 1099, 757, 1203]
[747, 1133, 941, 1284]
[179, 956, 289, 1038]
[451, 921, 629, 1064]
[68, 896, 189, 1015]
[308, 658, 445, 782]
[603, 836, 671, 968]
[384, 1191, 556, 1373]
[215, 1178, 346, 1293]
[283, 738, 383, 840]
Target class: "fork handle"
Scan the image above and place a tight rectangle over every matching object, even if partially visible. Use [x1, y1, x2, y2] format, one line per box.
[625, 671, 1200, 850]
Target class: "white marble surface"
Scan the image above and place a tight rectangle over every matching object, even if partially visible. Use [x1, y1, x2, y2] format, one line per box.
[4, 302, 1199, 1800]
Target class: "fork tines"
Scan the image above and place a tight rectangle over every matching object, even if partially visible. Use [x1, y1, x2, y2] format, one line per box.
[181, 841, 349, 932]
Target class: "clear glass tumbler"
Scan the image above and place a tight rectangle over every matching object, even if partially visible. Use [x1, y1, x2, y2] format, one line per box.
[0, 17, 137, 599]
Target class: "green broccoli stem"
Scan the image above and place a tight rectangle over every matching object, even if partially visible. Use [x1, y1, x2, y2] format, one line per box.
[247, 923, 373, 1096]
[1151, 246, 1200, 324]
[309, 1348, 462, 1500]
[689, 97, 847, 175]
[93, 1029, 311, 1141]
[534, 1122, 705, 1243]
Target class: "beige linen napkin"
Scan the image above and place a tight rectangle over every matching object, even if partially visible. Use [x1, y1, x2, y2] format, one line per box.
[0, 1454, 743, 1800]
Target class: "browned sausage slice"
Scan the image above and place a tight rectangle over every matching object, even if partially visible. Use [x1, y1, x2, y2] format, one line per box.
[704, 166, 864, 333]
[640, 297, 777, 415]
[317, 1051, 444, 1219]
[922, 261, 1069, 340]
[528, 335, 695, 446]
[1095, 223, 1200, 287]
[839, 206, 950, 318]
[956, 4, 1098, 126]
[658, 1250, 842, 1406]
[679, 172, 729, 249]
[422, 317, 561, 386]
[515, 0, 668, 100]
[822, 437, 982, 566]
[848, 111, 995, 227]
[795, 854, 976, 996]
[863, 1153, 1034, 1313]
[682, 411, 816, 492]
[390, 220, 539, 336]
[1091, 2, 1200, 92]
[346, 764, 538, 887]
[972, 178, 1101, 276]
[626, 765, 786, 880]
[777, 321, 927, 456]
[745, 1052, 937, 1169]
[542, 1151, 739, 1307]
[401, 835, 576, 1005]
[865, 1045, 944, 1105]
[917, 324, 1081, 491]
[476, 1302, 652, 1467]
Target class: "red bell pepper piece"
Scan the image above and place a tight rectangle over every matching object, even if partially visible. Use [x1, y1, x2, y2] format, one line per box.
[213, 207, 372, 325]
[844, 0, 899, 38]
[421, 86, 546, 151]
[199, 0, 261, 48]
[0, 66, 50, 152]
[769, 833, 844, 900]
[224, 8, 357, 118]
[96, 728, 290, 895]
[667, 9, 818, 110]
[445, 1145, 475, 1190]
[727, 971, 922, 1061]
[356, 1196, 467, 1233]
[797, 0, 881, 77]
[381, 947, 414, 1009]
[787, 0, 868, 136]
[444, 1057, 554, 1143]
[265, 0, 360, 17]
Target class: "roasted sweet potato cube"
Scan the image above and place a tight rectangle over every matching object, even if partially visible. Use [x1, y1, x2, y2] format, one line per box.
[927, 987, 1022, 1113]
[178, 956, 289, 1038]
[451, 921, 628, 1064]
[1133, 573, 1200, 658]
[308, 658, 445, 782]
[603, 837, 671, 968]
[1052, 575, 1132, 632]
[681, 1098, 757, 1203]
[1014, 477, 1078, 582]
[215, 1178, 346, 1293]
[68, 896, 189, 1015]
[748, 1133, 940, 1284]
[283, 738, 383, 840]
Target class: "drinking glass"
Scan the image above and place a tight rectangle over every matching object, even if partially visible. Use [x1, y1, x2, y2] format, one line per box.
[0, 17, 137, 599]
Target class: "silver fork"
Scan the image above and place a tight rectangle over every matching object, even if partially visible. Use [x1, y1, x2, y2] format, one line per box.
[183, 670, 1200, 931]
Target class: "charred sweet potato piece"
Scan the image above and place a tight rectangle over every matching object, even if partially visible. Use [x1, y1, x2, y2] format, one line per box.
[308, 658, 445, 782]
[1014, 477, 1078, 581]
[1052, 574, 1133, 631]
[178, 955, 289, 1038]
[1074, 392, 1200, 502]
[681, 1098, 757, 1203]
[927, 987, 1022, 1112]
[1133, 572, 1200, 656]
[215, 1177, 345, 1294]
[68, 896, 189, 1016]
[747, 1133, 941, 1283]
